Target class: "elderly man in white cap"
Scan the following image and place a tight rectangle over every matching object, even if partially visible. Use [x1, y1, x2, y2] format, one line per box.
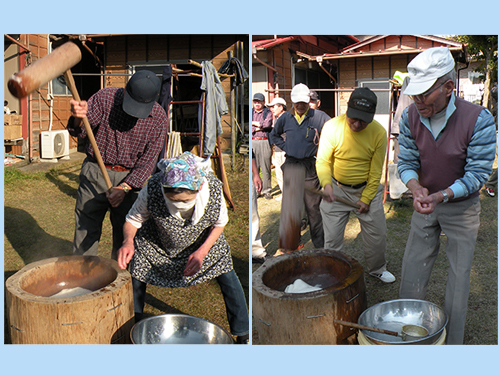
[269, 84, 330, 251]
[397, 47, 496, 344]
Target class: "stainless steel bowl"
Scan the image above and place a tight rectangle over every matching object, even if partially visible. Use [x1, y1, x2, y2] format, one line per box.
[358, 299, 448, 345]
[130, 314, 234, 344]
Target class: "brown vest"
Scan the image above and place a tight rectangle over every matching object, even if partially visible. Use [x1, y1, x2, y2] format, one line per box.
[408, 97, 483, 201]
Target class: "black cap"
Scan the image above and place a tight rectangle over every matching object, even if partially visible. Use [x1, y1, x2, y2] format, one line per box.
[253, 93, 265, 102]
[346, 87, 377, 123]
[122, 70, 161, 118]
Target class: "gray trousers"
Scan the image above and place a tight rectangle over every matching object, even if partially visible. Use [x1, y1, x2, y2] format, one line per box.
[73, 158, 139, 260]
[485, 168, 498, 190]
[320, 183, 387, 275]
[399, 196, 481, 345]
[252, 139, 272, 195]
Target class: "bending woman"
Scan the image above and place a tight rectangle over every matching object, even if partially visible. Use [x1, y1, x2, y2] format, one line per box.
[118, 152, 249, 343]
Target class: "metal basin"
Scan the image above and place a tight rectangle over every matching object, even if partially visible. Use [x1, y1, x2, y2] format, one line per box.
[358, 299, 448, 345]
[130, 314, 234, 344]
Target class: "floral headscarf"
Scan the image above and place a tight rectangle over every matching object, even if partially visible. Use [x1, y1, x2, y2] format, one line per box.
[157, 152, 209, 191]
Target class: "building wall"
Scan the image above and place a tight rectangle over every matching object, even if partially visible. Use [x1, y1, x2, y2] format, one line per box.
[98, 34, 246, 152]
[5, 34, 248, 158]
[4, 34, 61, 157]
[252, 38, 345, 106]
[337, 54, 416, 115]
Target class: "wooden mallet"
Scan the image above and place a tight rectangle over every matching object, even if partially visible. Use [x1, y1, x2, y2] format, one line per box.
[63, 69, 113, 190]
[8, 41, 113, 190]
[8, 41, 82, 99]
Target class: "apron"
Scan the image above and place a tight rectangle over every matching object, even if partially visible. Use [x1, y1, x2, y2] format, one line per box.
[130, 173, 233, 287]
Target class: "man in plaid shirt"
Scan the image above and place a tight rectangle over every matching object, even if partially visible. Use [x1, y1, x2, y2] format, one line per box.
[68, 70, 168, 259]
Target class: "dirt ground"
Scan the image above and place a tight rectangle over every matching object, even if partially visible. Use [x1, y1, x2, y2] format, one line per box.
[252, 169, 498, 345]
[4, 151, 249, 344]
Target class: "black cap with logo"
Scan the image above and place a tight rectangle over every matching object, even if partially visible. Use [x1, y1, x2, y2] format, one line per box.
[346, 87, 377, 124]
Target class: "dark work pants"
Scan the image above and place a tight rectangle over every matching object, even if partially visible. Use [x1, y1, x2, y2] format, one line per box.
[73, 158, 138, 260]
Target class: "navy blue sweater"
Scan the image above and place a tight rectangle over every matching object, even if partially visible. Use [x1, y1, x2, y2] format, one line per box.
[269, 108, 330, 159]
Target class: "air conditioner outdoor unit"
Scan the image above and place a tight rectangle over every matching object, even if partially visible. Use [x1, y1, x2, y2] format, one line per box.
[41, 130, 70, 159]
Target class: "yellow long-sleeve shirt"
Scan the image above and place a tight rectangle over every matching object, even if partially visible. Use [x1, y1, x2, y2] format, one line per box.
[316, 114, 387, 205]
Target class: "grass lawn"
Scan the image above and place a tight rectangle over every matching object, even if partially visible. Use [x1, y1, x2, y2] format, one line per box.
[4, 153, 249, 344]
[253, 167, 498, 345]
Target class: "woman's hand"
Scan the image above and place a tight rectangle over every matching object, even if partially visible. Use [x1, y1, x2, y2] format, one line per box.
[184, 247, 209, 276]
[183, 226, 224, 277]
[118, 222, 138, 269]
[118, 244, 135, 270]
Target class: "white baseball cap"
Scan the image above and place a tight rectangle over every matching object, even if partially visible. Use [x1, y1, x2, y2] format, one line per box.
[290, 83, 311, 103]
[403, 47, 455, 96]
[267, 97, 287, 107]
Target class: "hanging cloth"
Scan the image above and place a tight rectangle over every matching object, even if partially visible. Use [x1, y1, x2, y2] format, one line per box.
[156, 66, 173, 168]
[218, 57, 248, 88]
[159, 65, 173, 115]
[199, 61, 228, 156]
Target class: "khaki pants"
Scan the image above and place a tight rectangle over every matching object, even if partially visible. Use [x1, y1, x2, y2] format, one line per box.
[399, 196, 481, 345]
[320, 183, 387, 275]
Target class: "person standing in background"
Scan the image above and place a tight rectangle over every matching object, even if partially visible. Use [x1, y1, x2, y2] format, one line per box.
[252, 93, 273, 200]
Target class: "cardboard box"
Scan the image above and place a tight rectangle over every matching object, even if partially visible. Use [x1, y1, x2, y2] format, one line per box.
[4, 114, 23, 126]
[4, 125, 22, 140]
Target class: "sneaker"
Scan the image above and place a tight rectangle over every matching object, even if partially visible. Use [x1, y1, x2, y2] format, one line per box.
[485, 187, 495, 197]
[300, 219, 308, 231]
[372, 270, 396, 283]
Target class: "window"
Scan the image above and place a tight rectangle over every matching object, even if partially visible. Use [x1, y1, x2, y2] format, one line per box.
[51, 75, 71, 96]
[359, 80, 391, 115]
[294, 67, 320, 88]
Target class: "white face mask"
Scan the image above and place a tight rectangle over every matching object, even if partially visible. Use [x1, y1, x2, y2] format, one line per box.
[166, 197, 196, 212]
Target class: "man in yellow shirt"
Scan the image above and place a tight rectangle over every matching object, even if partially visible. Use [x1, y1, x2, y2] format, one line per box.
[316, 87, 395, 283]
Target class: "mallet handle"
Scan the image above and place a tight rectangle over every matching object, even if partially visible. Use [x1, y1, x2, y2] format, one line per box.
[63, 70, 113, 191]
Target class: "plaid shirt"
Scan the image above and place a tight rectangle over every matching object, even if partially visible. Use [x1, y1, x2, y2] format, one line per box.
[68, 87, 168, 189]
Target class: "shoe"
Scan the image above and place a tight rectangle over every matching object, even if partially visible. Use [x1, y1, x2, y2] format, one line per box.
[372, 270, 396, 283]
[485, 187, 495, 197]
[252, 254, 270, 264]
[300, 219, 308, 231]
[235, 334, 249, 344]
[264, 193, 272, 200]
